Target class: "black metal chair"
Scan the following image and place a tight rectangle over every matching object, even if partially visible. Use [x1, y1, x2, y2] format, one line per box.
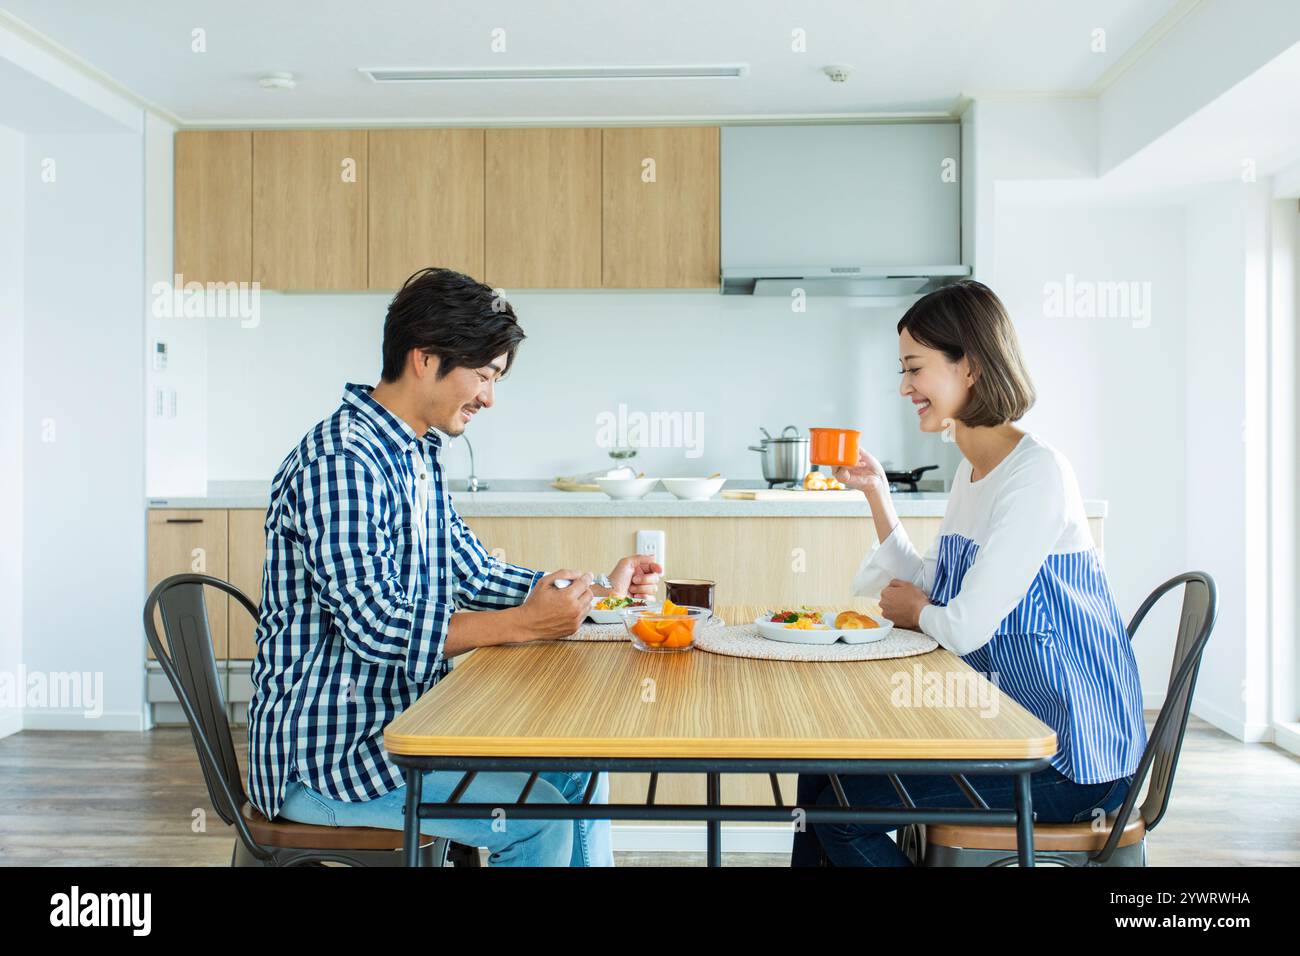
[916, 570, 1218, 866]
[144, 572, 481, 867]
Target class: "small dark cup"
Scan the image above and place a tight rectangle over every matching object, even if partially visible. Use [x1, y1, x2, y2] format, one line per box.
[665, 579, 715, 618]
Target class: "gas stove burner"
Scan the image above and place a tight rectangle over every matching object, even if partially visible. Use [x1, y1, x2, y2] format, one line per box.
[885, 465, 939, 493]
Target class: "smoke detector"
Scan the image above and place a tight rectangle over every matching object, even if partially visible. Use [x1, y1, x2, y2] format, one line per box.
[258, 72, 297, 90]
[823, 64, 853, 83]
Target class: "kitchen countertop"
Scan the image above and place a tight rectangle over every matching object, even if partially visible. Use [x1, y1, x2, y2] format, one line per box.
[148, 481, 1108, 519]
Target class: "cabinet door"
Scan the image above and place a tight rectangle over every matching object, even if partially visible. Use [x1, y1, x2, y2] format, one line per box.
[369, 129, 485, 289]
[227, 509, 268, 660]
[174, 131, 252, 284]
[485, 128, 601, 289]
[252, 130, 368, 290]
[460, 515, 875, 606]
[602, 127, 720, 288]
[146, 510, 230, 660]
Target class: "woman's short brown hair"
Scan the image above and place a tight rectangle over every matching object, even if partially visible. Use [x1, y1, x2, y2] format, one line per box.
[896, 279, 1036, 428]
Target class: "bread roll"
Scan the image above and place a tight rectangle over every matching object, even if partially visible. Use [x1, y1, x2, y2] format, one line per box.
[834, 610, 878, 629]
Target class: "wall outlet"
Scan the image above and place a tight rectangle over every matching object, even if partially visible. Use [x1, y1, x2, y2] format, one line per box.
[635, 530, 666, 573]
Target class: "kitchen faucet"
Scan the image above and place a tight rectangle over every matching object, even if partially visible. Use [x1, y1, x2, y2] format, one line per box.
[460, 434, 487, 492]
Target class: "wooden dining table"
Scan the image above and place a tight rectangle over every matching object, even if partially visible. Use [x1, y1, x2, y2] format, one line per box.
[383, 603, 1058, 867]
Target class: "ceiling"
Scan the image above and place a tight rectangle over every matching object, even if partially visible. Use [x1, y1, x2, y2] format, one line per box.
[1, 0, 1188, 124]
[0, 53, 135, 133]
[1001, 38, 1300, 204]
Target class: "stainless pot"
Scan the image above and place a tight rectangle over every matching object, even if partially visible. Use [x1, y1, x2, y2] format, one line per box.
[748, 425, 810, 484]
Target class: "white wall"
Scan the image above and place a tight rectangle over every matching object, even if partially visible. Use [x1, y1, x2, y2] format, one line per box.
[144, 112, 207, 495]
[21, 129, 146, 730]
[197, 292, 945, 487]
[1182, 182, 1276, 741]
[0, 123, 25, 740]
[994, 199, 1188, 703]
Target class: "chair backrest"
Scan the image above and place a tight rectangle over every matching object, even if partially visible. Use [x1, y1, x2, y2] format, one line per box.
[1094, 571, 1217, 863]
[143, 573, 269, 860]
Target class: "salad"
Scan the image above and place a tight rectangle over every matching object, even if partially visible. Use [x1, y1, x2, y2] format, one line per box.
[594, 594, 647, 611]
[767, 607, 826, 628]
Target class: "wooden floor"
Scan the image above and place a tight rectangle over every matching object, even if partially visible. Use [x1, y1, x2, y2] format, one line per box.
[0, 715, 1295, 866]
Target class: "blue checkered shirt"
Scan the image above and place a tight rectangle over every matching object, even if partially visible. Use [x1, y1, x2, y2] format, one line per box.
[246, 383, 544, 819]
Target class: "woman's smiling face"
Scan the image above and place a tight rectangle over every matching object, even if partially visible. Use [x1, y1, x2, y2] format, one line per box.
[898, 328, 975, 433]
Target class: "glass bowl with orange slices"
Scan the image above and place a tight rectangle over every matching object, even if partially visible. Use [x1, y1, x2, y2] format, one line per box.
[621, 599, 709, 653]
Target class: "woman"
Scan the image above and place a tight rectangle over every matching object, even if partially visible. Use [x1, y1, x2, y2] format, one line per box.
[792, 279, 1146, 867]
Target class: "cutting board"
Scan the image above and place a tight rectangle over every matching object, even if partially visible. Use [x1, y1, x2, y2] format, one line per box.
[551, 479, 602, 492]
[721, 488, 866, 501]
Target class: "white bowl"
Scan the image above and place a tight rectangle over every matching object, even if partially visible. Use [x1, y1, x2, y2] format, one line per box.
[661, 477, 726, 501]
[595, 477, 660, 500]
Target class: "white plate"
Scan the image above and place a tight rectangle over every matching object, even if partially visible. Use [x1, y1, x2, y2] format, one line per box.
[754, 612, 893, 645]
[588, 601, 656, 624]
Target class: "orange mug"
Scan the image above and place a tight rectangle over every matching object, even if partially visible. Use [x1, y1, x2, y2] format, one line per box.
[809, 427, 861, 467]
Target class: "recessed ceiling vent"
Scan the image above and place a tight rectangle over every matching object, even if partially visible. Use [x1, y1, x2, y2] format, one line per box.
[359, 64, 748, 83]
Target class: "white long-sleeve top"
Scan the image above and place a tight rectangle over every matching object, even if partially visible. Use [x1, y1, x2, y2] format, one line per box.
[851, 432, 1146, 784]
[853, 432, 1090, 656]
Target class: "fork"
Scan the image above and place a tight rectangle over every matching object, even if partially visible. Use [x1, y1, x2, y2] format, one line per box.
[553, 573, 611, 590]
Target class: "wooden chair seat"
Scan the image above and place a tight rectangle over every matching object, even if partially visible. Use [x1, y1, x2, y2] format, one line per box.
[925, 810, 1146, 853]
[240, 802, 439, 851]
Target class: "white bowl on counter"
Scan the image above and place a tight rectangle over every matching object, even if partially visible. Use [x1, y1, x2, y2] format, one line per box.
[594, 476, 660, 500]
[661, 477, 726, 501]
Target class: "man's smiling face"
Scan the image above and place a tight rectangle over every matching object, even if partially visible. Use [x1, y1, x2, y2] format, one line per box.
[421, 351, 509, 437]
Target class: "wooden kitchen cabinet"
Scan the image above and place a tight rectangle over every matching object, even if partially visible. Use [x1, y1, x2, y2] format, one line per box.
[602, 126, 720, 288]
[252, 129, 369, 290]
[227, 509, 268, 660]
[146, 510, 230, 660]
[368, 129, 486, 289]
[460, 514, 940, 607]
[460, 514, 1102, 606]
[173, 130, 253, 284]
[484, 128, 602, 289]
[175, 124, 724, 291]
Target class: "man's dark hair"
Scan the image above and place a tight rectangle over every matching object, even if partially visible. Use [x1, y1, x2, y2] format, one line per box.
[380, 267, 526, 383]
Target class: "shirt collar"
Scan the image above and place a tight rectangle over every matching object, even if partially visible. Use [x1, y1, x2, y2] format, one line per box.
[341, 383, 443, 455]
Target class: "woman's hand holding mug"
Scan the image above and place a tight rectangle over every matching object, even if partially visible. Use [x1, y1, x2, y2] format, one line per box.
[833, 448, 889, 499]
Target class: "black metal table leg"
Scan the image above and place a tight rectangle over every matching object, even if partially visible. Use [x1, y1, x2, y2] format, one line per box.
[403, 766, 423, 867]
[1014, 771, 1034, 867]
[706, 773, 721, 867]
[387, 754, 1051, 868]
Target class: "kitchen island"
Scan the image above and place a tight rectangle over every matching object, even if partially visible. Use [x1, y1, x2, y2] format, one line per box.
[145, 482, 1106, 656]
[145, 483, 1106, 828]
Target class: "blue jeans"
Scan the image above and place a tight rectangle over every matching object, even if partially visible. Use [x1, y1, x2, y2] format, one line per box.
[279, 770, 614, 867]
[792, 766, 1132, 866]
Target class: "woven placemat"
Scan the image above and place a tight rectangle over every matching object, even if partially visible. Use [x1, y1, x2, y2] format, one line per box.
[561, 614, 725, 642]
[694, 622, 937, 661]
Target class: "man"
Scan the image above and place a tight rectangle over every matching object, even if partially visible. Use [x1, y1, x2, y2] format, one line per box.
[246, 267, 661, 866]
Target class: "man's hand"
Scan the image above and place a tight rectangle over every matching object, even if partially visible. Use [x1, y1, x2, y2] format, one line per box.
[879, 578, 930, 631]
[516, 569, 594, 640]
[606, 554, 663, 600]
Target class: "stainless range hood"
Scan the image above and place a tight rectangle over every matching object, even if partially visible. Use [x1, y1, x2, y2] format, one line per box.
[721, 124, 969, 304]
[721, 265, 971, 299]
